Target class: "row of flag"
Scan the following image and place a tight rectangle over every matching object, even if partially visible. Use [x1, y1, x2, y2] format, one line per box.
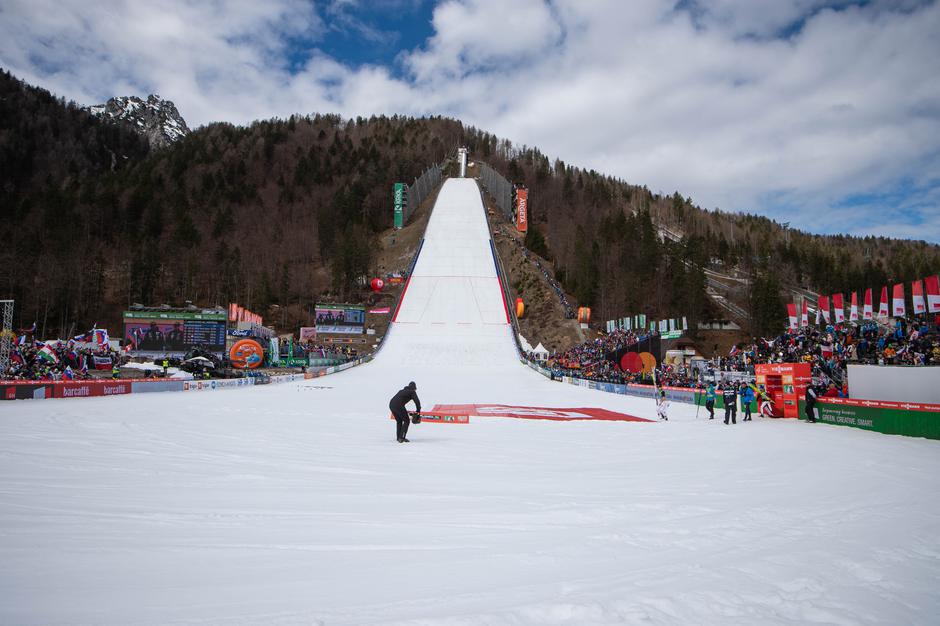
[13, 324, 111, 366]
[606, 315, 688, 334]
[786, 275, 940, 329]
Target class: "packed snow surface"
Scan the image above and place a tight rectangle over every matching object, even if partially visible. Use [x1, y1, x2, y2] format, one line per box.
[2, 180, 939, 624]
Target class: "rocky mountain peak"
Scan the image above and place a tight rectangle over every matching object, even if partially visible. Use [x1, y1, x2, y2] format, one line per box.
[87, 94, 190, 149]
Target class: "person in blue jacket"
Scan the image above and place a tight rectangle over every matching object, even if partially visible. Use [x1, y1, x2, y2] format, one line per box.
[741, 383, 756, 421]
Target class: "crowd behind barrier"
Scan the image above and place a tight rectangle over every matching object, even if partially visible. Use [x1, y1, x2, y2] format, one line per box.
[2, 340, 119, 381]
[526, 315, 940, 394]
[301, 342, 360, 362]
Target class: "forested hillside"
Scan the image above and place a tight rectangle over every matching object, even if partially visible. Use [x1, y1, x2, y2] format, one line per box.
[467, 136, 940, 335]
[2, 68, 937, 339]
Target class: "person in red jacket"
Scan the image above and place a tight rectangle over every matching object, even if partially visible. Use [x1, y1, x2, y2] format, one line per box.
[823, 382, 840, 398]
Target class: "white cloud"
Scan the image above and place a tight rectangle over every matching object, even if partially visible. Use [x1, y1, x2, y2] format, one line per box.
[1, 0, 938, 241]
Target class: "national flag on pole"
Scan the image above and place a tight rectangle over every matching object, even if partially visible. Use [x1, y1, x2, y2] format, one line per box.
[81, 360, 89, 376]
[16, 334, 27, 346]
[892, 283, 905, 317]
[93, 328, 110, 347]
[849, 292, 858, 322]
[863, 288, 873, 320]
[832, 293, 845, 323]
[62, 365, 74, 380]
[801, 298, 808, 326]
[729, 345, 740, 357]
[926, 275, 940, 313]
[911, 280, 926, 315]
[819, 296, 831, 323]
[786, 303, 798, 329]
[815, 304, 821, 326]
[878, 286, 889, 318]
[37, 344, 58, 364]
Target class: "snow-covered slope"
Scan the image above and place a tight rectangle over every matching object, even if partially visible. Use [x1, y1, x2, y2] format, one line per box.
[87, 94, 189, 149]
[1, 179, 938, 625]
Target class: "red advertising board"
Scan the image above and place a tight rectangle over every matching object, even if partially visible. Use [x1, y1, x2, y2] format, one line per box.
[755, 362, 812, 418]
[515, 188, 528, 233]
[52, 380, 132, 399]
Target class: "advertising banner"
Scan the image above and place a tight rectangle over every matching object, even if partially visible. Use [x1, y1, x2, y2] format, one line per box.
[514, 187, 528, 232]
[368, 307, 390, 314]
[806, 397, 940, 440]
[393, 182, 405, 229]
[1, 382, 56, 400]
[299, 327, 318, 341]
[52, 380, 132, 399]
[315, 304, 365, 334]
[124, 310, 227, 355]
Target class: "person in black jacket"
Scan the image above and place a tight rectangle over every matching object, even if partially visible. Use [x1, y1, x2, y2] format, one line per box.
[389, 381, 421, 443]
[722, 384, 738, 425]
[805, 384, 818, 422]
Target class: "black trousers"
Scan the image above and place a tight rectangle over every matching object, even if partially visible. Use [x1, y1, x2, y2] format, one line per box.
[724, 403, 736, 424]
[705, 400, 714, 418]
[743, 403, 752, 421]
[391, 405, 410, 440]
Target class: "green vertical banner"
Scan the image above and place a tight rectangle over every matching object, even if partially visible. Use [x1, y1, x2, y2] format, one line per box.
[393, 182, 405, 229]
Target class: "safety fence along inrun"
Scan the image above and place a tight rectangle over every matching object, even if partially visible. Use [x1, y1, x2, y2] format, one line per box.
[404, 163, 443, 225]
[477, 162, 514, 222]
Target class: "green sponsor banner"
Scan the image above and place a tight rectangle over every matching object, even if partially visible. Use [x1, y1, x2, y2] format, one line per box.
[662, 330, 683, 339]
[694, 393, 757, 412]
[393, 182, 405, 228]
[800, 399, 940, 440]
[123, 310, 227, 321]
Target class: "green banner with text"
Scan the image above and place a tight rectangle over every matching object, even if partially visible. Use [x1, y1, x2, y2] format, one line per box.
[393, 182, 404, 228]
[800, 398, 940, 440]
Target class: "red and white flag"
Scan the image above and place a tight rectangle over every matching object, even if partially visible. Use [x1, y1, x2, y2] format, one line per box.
[801, 298, 809, 326]
[849, 292, 859, 321]
[878, 286, 889, 318]
[819, 295, 831, 323]
[926, 275, 940, 313]
[863, 288, 873, 320]
[786, 303, 798, 329]
[892, 283, 906, 317]
[832, 293, 845, 323]
[912, 280, 926, 315]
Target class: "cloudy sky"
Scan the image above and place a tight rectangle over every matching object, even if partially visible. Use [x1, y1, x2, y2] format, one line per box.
[2, 0, 939, 242]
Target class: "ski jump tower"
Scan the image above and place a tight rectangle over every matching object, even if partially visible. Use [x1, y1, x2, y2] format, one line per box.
[457, 147, 469, 178]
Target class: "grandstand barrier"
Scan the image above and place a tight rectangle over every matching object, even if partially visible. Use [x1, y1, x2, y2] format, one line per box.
[800, 397, 940, 440]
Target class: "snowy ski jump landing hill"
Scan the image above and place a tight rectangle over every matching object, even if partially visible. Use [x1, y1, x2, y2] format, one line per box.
[1, 179, 939, 624]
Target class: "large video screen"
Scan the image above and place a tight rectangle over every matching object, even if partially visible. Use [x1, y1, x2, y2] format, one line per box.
[315, 304, 365, 334]
[124, 311, 227, 355]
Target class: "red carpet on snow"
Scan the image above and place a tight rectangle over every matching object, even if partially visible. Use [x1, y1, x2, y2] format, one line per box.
[432, 404, 653, 422]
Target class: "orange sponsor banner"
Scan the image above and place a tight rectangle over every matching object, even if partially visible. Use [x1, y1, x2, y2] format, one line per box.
[515, 187, 528, 232]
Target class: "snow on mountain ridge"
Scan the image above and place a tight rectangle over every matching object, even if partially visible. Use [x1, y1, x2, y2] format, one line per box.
[86, 94, 190, 149]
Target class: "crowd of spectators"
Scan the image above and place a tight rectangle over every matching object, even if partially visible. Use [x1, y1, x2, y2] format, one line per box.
[2, 340, 119, 380]
[528, 315, 940, 392]
[302, 342, 360, 362]
[714, 317, 940, 385]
